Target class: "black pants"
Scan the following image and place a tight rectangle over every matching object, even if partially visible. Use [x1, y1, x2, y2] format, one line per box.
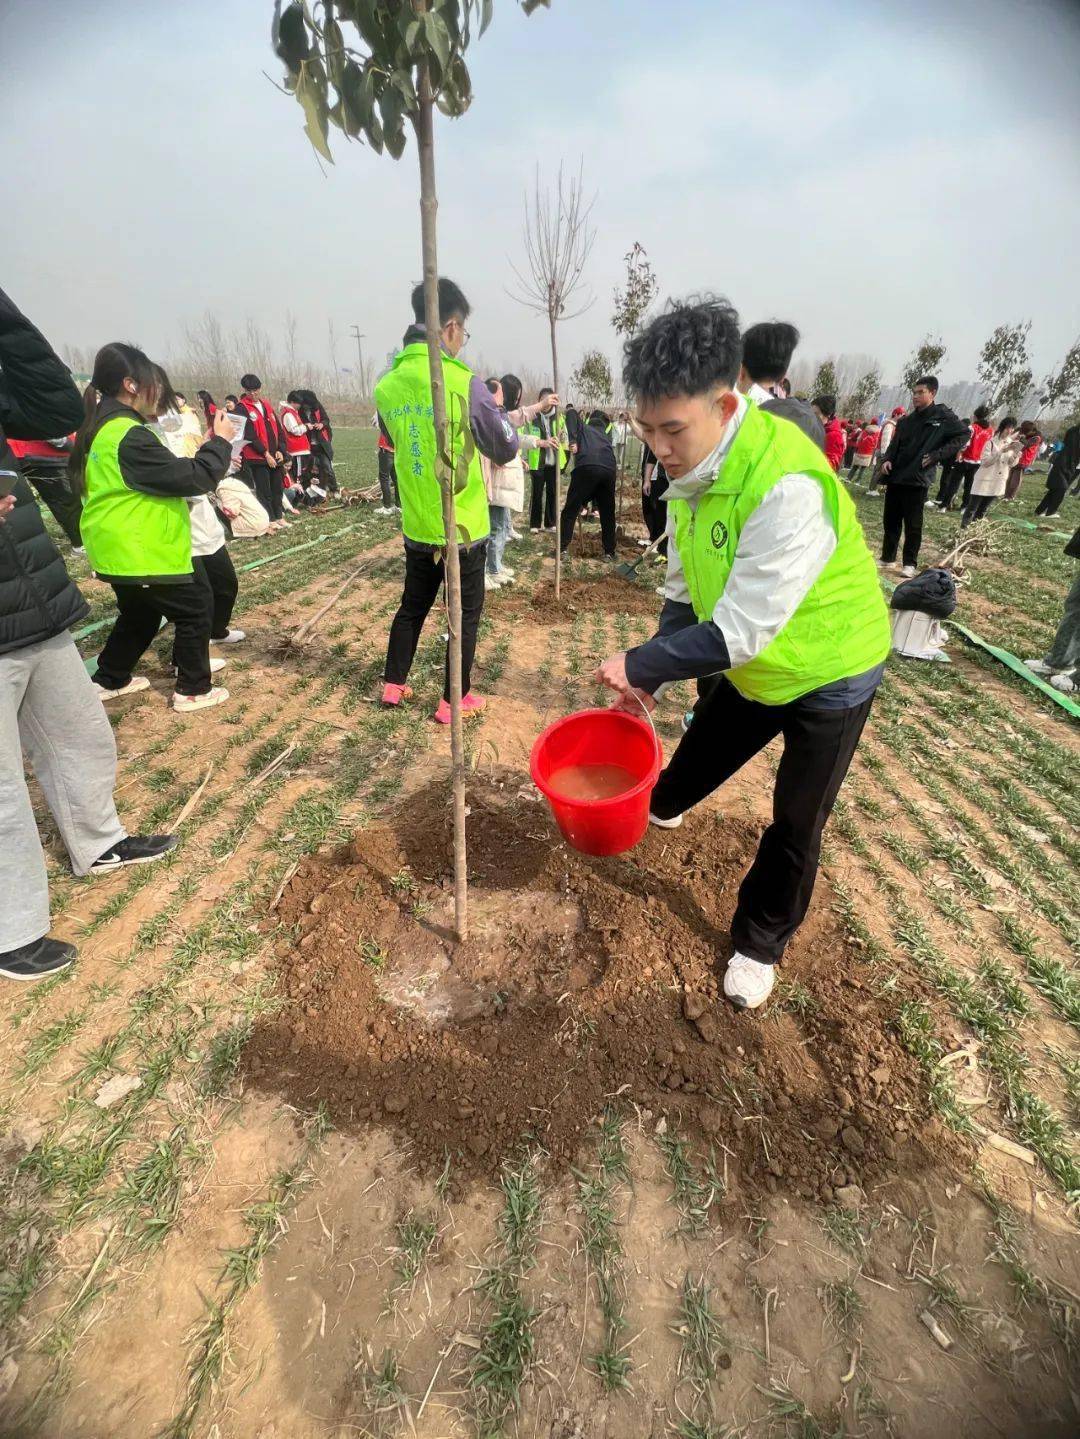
[938, 459, 975, 510]
[961, 494, 996, 528]
[312, 445, 338, 493]
[384, 541, 487, 701]
[1035, 481, 1069, 518]
[199, 546, 239, 639]
[651, 678, 875, 964]
[97, 580, 212, 696]
[378, 448, 399, 507]
[560, 464, 617, 556]
[245, 461, 284, 521]
[881, 484, 925, 568]
[529, 465, 556, 529]
[22, 462, 84, 547]
[641, 473, 669, 554]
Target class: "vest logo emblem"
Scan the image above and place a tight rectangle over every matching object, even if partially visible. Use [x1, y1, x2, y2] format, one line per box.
[710, 520, 728, 549]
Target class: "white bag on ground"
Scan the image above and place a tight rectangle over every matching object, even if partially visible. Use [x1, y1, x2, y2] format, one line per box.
[890, 609, 951, 661]
[218, 476, 270, 538]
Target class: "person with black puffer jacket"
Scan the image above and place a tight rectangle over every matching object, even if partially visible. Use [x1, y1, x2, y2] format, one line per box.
[878, 375, 968, 575]
[0, 288, 178, 985]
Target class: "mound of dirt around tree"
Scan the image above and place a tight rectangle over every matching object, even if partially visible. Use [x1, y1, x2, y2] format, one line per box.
[495, 574, 660, 620]
[245, 773, 963, 1193]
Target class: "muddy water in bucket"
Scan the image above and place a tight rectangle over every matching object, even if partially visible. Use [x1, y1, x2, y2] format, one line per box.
[546, 762, 638, 804]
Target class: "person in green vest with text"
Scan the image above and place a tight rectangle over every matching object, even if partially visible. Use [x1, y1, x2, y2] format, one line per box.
[69, 343, 237, 713]
[376, 278, 519, 724]
[596, 298, 890, 1011]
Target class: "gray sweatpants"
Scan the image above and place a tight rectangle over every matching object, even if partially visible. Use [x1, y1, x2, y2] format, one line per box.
[1045, 569, 1080, 676]
[1, 633, 126, 951]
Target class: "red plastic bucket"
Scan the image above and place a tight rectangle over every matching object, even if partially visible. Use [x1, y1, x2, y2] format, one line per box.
[530, 708, 662, 857]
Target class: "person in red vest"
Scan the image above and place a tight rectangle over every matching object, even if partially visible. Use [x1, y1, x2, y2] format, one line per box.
[279, 390, 316, 503]
[812, 394, 846, 472]
[1005, 421, 1042, 501]
[6, 433, 83, 548]
[935, 404, 992, 511]
[848, 418, 880, 479]
[236, 373, 286, 530]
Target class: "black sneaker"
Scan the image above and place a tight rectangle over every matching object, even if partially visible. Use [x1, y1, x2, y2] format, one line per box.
[89, 834, 179, 875]
[0, 937, 77, 982]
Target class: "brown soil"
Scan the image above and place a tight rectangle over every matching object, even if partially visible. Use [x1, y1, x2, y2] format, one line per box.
[494, 574, 661, 620]
[245, 770, 963, 1197]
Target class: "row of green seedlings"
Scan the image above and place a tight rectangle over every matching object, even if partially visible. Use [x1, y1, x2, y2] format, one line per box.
[865, 722, 1080, 953]
[573, 1109, 633, 1389]
[2, 712, 334, 1093]
[160, 1105, 333, 1439]
[469, 1152, 544, 1438]
[889, 660, 1078, 822]
[827, 801, 1080, 1204]
[854, 725, 1080, 1031]
[7, 574, 397, 1050]
[3, 637, 442, 1424]
[874, 672, 1080, 909]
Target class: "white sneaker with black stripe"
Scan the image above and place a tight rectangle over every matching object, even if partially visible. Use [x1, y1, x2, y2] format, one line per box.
[723, 953, 775, 1010]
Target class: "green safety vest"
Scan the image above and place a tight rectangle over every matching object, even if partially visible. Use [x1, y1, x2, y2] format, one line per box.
[374, 343, 490, 547]
[81, 414, 193, 583]
[669, 401, 890, 706]
[525, 414, 569, 465]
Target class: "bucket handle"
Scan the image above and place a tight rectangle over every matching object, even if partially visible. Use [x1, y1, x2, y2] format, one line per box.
[623, 685, 661, 766]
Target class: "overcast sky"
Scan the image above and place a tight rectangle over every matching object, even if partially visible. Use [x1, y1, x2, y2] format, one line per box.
[5, 0, 1080, 389]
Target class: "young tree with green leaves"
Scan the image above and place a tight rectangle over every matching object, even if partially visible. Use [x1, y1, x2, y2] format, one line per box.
[901, 334, 947, 392]
[509, 162, 596, 600]
[610, 242, 658, 514]
[811, 359, 838, 400]
[977, 320, 1033, 415]
[1038, 335, 1080, 420]
[570, 350, 613, 409]
[846, 367, 882, 418]
[271, 0, 550, 941]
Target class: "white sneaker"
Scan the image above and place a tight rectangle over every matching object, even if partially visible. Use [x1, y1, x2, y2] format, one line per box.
[212, 629, 246, 645]
[924, 500, 938, 509]
[508, 528, 522, 541]
[72, 545, 86, 555]
[484, 573, 503, 591]
[529, 527, 540, 534]
[172, 657, 227, 675]
[655, 585, 665, 596]
[866, 489, 880, 498]
[172, 687, 230, 713]
[1050, 672, 1077, 694]
[649, 810, 683, 829]
[723, 953, 775, 1010]
[1024, 658, 1052, 676]
[901, 565, 918, 578]
[374, 506, 393, 515]
[93, 676, 150, 700]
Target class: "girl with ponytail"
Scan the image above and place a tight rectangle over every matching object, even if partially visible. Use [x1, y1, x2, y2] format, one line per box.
[76, 342, 239, 712]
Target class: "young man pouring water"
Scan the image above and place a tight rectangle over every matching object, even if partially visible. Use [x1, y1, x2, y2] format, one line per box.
[596, 297, 890, 1010]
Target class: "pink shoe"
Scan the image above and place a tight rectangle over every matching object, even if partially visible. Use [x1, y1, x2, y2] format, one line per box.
[433, 693, 486, 725]
[381, 682, 413, 706]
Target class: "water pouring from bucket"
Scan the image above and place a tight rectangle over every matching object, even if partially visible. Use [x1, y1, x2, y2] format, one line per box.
[530, 706, 662, 856]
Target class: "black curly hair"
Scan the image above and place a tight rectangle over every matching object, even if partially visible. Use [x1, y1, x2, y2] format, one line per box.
[622, 295, 742, 402]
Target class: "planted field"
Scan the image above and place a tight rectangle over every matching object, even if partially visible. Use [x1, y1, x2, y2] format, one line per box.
[1, 429, 1077, 1438]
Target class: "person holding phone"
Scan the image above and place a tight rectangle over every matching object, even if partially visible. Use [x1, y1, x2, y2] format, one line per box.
[0, 288, 178, 983]
[68, 342, 237, 712]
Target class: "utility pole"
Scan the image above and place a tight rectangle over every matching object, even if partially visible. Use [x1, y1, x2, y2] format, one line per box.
[349, 325, 366, 396]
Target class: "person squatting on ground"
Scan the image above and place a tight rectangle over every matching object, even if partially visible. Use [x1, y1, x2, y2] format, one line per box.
[960, 416, 1022, 529]
[595, 296, 891, 1012]
[559, 408, 619, 558]
[0, 288, 176, 984]
[70, 342, 237, 713]
[877, 376, 967, 575]
[280, 391, 320, 504]
[1034, 422, 1079, 518]
[376, 277, 518, 725]
[1025, 523, 1080, 695]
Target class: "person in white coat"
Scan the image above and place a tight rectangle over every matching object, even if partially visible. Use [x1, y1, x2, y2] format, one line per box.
[961, 417, 1022, 528]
